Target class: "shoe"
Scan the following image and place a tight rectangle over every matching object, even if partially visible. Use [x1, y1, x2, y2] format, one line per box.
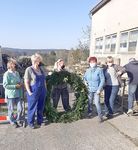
[28, 124, 35, 129]
[65, 106, 71, 112]
[36, 124, 41, 128]
[98, 117, 103, 123]
[87, 112, 92, 118]
[12, 122, 20, 128]
[17, 121, 23, 127]
[106, 113, 113, 119]
[127, 109, 133, 115]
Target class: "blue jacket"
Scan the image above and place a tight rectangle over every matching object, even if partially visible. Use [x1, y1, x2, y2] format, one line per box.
[84, 66, 105, 92]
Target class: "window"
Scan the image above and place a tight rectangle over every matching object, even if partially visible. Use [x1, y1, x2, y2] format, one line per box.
[128, 30, 138, 51]
[119, 28, 138, 52]
[120, 32, 128, 52]
[105, 34, 117, 53]
[95, 37, 103, 53]
[111, 35, 117, 52]
[105, 36, 110, 51]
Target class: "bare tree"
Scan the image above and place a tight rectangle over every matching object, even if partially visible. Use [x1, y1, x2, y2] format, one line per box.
[77, 25, 91, 51]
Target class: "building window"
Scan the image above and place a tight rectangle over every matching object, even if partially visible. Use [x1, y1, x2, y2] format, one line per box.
[128, 30, 138, 51]
[105, 36, 110, 51]
[120, 32, 128, 52]
[111, 35, 117, 52]
[95, 37, 103, 53]
[105, 34, 117, 53]
[119, 28, 138, 52]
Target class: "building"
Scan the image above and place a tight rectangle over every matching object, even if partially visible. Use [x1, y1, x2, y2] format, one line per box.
[90, 0, 138, 65]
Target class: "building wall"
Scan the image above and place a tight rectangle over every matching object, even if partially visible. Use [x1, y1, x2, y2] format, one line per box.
[90, 0, 138, 65]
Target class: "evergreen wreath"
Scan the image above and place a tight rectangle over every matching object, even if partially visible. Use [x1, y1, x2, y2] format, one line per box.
[44, 71, 88, 123]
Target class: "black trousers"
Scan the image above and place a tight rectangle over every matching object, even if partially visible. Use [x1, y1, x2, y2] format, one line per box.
[135, 86, 138, 101]
[52, 87, 70, 111]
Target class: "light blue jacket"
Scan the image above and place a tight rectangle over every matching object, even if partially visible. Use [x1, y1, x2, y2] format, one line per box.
[3, 70, 22, 99]
[84, 66, 105, 92]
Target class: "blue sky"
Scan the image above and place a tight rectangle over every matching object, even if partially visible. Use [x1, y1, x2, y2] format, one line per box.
[0, 0, 100, 49]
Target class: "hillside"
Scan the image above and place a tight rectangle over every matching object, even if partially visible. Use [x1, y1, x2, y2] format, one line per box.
[1, 47, 69, 56]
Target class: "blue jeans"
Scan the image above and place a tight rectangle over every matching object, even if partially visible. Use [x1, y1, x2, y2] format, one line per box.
[7, 97, 22, 124]
[88, 92, 102, 118]
[104, 85, 119, 114]
[128, 84, 138, 109]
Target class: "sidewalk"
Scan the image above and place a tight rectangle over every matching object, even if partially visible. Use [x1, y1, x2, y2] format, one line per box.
[108, 113, 138, 146]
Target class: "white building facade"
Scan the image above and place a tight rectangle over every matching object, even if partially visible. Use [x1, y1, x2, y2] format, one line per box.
[90, 0, 138, 65]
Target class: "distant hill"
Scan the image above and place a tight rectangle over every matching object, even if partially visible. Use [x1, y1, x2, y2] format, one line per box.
[1, 47, 69, 57]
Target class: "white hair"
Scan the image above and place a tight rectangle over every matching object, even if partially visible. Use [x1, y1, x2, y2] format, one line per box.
[31, 53, 43, 63]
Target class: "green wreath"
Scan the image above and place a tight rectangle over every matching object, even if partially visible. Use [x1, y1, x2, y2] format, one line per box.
[44, 71, 88, 123]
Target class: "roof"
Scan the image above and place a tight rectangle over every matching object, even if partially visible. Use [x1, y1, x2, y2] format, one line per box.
[90, 0, 111, 15]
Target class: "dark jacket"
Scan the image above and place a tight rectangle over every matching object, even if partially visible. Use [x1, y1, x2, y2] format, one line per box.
[53, 68, 67, 89]
[123, 61, 138, 84]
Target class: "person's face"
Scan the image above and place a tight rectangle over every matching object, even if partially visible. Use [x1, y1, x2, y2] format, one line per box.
[33, 59, 41, 67]
[36, 60, 40, 66]
[89, 60, 97, 68]
[58, 60, 64, 67]
[10, 62, 16, 71]
[107, 58, 113, 66]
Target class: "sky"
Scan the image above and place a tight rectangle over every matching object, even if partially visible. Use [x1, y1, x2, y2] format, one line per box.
[0, 0, 100, 49]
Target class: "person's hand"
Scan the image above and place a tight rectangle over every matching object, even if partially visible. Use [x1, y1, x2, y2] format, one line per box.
[28, 91, 33, 96]
[16, 84, 22, 89]
[117, 71, 122, 76]
[96, 90, 101, 95]
[84, 81, 88, 86]
[19, 83, 23, 87]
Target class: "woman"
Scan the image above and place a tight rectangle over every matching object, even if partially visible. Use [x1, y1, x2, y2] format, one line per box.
[3, 59, 23, 128]
[104, 56, 123, 118]
[24, 53, 46, 129]
[84, 56, 105, 122]
[52, 59, 70, 111]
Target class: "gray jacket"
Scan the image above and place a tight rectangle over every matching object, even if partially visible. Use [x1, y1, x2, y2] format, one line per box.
[103, 64, 123, 87]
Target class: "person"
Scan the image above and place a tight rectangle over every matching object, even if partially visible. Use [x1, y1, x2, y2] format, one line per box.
[84, 56, 105, 122]
[24, 53, 46, 129]
[3, 59, 23, 128]
[52, 59, 70, 111]
[120, 58, 138, 115]
[103, 56, 123, 119]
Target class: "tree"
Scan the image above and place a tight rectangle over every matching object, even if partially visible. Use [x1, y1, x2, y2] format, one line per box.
[74, 25, 91, 62]
[77, 25, 91, 51]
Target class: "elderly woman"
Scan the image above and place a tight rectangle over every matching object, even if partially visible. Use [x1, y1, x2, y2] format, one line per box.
[3, 59, 23, 128]
[84, 56, 105, 122]
[24, 53, 46, 129]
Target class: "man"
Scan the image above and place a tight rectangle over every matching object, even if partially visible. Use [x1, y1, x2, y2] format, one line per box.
[104, 56, 123, 119]
[121, 58, 138, 114]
